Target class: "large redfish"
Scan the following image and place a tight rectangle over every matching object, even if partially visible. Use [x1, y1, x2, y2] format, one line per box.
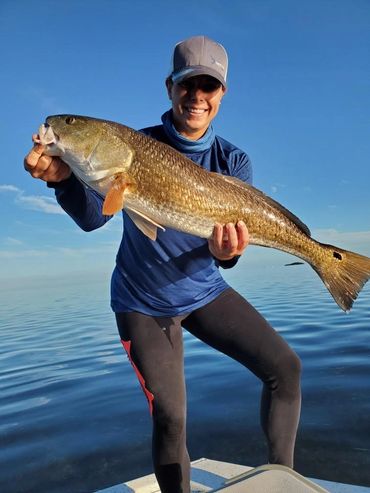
[37, 114, 370, 312]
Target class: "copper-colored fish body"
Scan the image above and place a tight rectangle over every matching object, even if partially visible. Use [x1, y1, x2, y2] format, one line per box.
[39, 115, 370, 311]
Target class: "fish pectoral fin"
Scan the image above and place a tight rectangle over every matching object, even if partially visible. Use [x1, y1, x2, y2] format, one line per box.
[126, 208, 165, 241]
[103, 173, 133, 215]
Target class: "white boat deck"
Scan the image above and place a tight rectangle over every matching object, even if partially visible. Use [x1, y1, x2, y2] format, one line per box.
[95, 458, 370, 493]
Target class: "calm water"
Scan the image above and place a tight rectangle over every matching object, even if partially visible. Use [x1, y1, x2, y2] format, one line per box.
[1, 262, 370, 492]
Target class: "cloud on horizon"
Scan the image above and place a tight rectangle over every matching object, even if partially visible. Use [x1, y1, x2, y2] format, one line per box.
[0, 185, 20, 192]
[0, 242, 118, 259]
[0, 184, 65, 215]
[4, 237, 23, 246]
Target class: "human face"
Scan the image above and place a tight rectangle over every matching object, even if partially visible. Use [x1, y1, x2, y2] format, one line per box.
[166, 75, 226, 140]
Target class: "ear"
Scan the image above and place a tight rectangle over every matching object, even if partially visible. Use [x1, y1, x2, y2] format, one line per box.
[165, 77, 173, 100]
[217, 85, 226, 105]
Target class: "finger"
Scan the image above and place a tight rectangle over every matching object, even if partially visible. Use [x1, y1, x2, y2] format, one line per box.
[36, 154, 55, 173]
[212, 223, 224, 249]
[38, 167, 60, 182]
[222, 225, 228, 244]
[24, 144, 46, 169]
[237, 221, 249, 250]
[27, 156, 54, 178]
[226, 223, 238, 251]
[29, 160, 64, 181]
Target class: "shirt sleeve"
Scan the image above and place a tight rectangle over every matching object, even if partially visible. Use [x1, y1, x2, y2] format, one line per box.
[214, 255, 241, 269]
[47, 173, 113, 231]
[231, 150, 253, 185]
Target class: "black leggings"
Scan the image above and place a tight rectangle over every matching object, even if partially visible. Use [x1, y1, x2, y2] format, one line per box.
[115, 288, 301, 493]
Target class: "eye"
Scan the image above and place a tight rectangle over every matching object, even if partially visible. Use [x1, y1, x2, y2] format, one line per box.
[203, 82, 221, 93]
[178, 81, 190, 90]
[65, 116, 76, 125]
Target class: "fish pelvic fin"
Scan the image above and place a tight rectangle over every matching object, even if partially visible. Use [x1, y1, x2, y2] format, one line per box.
[102, 173, 134, 215]
[313, 243, 370, 312]
[126, 208, 165, 241]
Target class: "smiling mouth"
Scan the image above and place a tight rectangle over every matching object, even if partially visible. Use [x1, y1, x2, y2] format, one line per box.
[184, 107, 207, 115]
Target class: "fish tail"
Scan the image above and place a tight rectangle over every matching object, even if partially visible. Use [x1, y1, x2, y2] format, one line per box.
[312, 243, 370, 312]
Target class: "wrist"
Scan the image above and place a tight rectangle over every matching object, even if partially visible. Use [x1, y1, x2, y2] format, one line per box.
[214, 255, 240, 269]
[213, 253, 235, 261]
[47, 172, 74, 189]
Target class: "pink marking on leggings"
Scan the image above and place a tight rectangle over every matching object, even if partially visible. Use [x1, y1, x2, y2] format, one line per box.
[121, 340, 154, 415]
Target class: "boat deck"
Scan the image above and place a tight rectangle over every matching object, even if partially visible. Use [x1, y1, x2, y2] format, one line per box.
[95, 458, 370, 493]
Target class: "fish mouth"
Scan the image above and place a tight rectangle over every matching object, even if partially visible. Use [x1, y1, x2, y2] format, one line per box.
[35, 122, 59, 146]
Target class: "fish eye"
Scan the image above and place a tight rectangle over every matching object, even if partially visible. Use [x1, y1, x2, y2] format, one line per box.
[65, 117, 76, 125]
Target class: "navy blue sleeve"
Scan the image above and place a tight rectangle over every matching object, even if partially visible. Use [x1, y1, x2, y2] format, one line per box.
[214, 255, 240, 269]
[231, 150, 253, 185]
[47, 173, 113, 232]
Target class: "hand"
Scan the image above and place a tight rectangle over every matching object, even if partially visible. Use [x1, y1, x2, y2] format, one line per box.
[208, 221, 249, 261]
[24, 134, 71, 182]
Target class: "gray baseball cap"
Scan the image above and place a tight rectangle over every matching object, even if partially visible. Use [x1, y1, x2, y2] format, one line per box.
[169, 35, 228, 88]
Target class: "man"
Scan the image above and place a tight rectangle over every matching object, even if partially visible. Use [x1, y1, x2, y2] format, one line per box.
[25, 36, 301, 493]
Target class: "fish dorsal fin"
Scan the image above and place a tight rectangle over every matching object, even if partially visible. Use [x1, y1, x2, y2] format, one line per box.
[126, 207, 165, 241]
[219, 174, 311, 237]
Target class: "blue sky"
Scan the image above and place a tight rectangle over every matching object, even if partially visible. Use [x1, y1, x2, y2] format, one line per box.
[1, 0, 369, 281]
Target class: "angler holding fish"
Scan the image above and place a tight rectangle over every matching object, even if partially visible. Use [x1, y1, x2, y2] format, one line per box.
[24, 36, 370, 493]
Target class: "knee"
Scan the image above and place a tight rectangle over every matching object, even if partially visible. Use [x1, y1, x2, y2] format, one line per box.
[276, 349, 302, 394]
[153, 406, 186, 438]
[282, 349, 302, 379]
[266, 349, 301, 398]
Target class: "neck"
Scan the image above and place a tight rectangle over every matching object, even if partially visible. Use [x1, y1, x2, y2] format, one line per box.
[161, 110, 215, 153]
[172, 121, 208, 141]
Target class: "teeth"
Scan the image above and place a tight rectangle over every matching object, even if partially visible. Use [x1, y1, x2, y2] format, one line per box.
[186, 107, 206, 114]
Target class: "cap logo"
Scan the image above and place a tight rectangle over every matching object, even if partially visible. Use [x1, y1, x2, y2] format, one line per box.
[210, 55, 225, 72]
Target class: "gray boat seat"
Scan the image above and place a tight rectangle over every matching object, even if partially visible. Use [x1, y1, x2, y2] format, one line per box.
[214, 464, 330, 492]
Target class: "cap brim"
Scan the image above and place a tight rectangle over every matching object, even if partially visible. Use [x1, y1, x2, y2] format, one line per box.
[171, 66, 227, 88]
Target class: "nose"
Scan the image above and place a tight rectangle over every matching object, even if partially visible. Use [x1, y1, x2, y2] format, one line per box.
[188, 85, 205, 101]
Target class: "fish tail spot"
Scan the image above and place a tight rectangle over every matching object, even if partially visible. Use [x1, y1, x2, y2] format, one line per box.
[313, 244, 370, 311]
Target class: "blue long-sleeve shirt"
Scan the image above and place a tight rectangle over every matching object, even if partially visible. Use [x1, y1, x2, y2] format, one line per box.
[49, 122, 252, 316]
